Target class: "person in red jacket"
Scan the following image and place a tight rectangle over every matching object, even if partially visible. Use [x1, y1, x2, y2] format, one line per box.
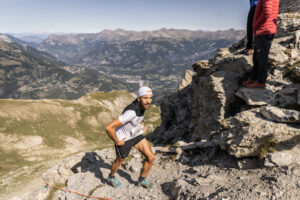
[243, 0, 280, 88]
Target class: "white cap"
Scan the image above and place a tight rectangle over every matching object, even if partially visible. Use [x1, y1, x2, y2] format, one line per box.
[137, 87, 153, 97]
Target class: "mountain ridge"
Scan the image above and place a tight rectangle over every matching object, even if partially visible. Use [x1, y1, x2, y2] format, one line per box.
[0, 40, 138, 99]
[41, 28, 245, 45]
[38, 28, 245, 92]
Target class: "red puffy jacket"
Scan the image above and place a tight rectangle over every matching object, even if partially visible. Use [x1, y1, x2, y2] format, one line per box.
[253, 0, 280, 36]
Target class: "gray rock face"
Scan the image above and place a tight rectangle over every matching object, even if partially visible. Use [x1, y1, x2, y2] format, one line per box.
[148, 84, 194, 144]
[264, 152, 293, 167]
[220, 109, 300, 159]
[277, 12, 300, 37]
[260, 106, 300, 123]
[279, 0, 300, 13]
[236, 87, 276, 106]
[192, 60, 210, 76]
[192, 55, 252, 140]
[59, 172, 101, 200]
[214, 48, 231, 60]
[269, 43, 289, 66]
[277, 87, 299, 107]
[178, 70, 195, 91]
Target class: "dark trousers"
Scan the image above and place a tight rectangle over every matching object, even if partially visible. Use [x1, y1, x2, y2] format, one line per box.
[251, 34, 274, 83]
[246, 5, 256, 49]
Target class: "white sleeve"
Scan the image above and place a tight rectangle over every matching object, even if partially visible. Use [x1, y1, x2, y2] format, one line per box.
[118, 110, 136, 124]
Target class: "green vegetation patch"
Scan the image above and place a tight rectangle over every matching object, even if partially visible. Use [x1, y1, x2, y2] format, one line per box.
[89, 91, 129, 101]
[0, 147, 31, 175]
[0, 98, 115, 148]
[259, 140, 277, 159]
[45, 182, 66, 200]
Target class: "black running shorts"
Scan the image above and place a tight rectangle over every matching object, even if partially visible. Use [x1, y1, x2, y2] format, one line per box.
[115, 135, 145, 158]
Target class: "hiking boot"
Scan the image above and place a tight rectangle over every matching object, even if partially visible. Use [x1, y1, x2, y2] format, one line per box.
[107, 175, 122, 188]
[240, 48, 253, 55]
[139, 179, 156, 189]
[244, 81, 265, 88]
[242, 79, 255, 86]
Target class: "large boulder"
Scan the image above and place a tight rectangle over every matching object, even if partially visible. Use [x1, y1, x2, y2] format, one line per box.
[192, 54, 252, 140]
[236, 87, 299, 107]
[260, 106, 300, 123]
[235, 87, 276, 106]
[220, 108, 300, 161]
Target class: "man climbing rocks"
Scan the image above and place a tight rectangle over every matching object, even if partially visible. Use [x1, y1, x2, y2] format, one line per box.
[243, 0, 280, 88]
[105, 87, 155, 189]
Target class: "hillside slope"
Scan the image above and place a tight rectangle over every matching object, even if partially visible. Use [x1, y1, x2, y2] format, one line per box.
[0, 91, 161, 199]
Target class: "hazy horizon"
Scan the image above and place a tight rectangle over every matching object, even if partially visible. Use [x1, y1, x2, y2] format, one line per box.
[0, 0, 249, 33]
[4, 27, 246, 35]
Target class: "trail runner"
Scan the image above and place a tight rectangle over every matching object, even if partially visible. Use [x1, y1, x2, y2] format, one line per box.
[105, 87, 155, 189]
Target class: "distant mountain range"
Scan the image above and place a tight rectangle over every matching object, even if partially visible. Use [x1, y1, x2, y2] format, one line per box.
[0, 28, 245, 99]
[8, 33, 50, 47]
[37, 28, 245, 91]
[0, 38, 138, 99]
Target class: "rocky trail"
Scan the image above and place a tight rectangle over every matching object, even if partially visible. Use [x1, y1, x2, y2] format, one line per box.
[14, 141, 300, 200]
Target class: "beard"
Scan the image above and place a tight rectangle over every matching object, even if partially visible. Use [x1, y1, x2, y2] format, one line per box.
[139, 102, 150, 110]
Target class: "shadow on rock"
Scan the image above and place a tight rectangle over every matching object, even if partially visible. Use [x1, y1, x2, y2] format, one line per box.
[147, 84, 194, 146]
[71, 152, 137, 185]
[276, 135, 300, 151]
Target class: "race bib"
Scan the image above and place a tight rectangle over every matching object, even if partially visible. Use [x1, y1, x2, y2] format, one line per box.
[130, 124, 143, 137]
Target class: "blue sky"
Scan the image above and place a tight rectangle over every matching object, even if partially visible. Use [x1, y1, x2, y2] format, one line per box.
[0, 0, 250, 33]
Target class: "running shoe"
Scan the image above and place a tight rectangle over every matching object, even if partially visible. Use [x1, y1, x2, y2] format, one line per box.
[244, 81, 265, 88]
[242, 79, 255, 86]
[107, 176, 122, 188]
[240, 48, 253, 55]
[139, 179, 156, 189]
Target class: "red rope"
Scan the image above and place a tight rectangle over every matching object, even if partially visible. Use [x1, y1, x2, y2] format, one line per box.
[45, 182, 113, 200]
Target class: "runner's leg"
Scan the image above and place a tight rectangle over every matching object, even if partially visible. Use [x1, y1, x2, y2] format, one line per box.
[111, 155, 125, 176]
[134, 138, 155, 178]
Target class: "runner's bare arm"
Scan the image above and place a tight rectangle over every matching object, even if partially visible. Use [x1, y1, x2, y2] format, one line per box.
[141, 121, 146, 134]
[105, 118, 126, 146]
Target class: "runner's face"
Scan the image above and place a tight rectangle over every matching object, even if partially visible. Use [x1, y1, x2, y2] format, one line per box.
[138, 94, 152, 110]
